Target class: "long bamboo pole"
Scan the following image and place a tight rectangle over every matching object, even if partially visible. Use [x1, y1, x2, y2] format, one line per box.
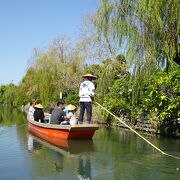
[95, 101, 180, 160]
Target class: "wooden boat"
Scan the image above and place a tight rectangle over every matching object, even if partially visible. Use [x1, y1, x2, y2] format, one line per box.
[28, 118, 99, 145]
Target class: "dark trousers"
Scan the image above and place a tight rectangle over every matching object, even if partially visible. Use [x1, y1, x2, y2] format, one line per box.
[79, 102, 92, 124]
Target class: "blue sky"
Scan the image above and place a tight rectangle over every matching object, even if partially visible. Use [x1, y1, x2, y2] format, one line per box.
[0, 0, 98, 85]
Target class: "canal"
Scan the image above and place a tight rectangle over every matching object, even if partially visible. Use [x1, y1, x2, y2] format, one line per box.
[0, 107, 180, 179]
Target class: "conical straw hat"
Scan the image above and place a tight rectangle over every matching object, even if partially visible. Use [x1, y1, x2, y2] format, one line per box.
[67, 104, 76, 111]
[82, 74, 97, 79]
[34, 104, 44, 109]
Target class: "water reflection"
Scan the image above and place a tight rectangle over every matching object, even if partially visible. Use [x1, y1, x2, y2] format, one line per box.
[0, 106, 26, 126]
[27, 135, 42, 153]
[77, 156, 91, 179]
[23, 127, 180, 179]
[50, 150, 64, 172]
[28, 134, 65, 173]
[27, 134, 93, 178]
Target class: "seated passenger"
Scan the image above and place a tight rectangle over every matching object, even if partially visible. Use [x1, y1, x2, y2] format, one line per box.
[46, 108, 53, 123]
[28, 101, 36, 120]
[63, 104, 69, 116]
[50, 101, 66, 124]
[33, 104, 45, 123]
[60, 104, 70, 125]
[66, 104, 78, 125]
[61, 104, 77, 125]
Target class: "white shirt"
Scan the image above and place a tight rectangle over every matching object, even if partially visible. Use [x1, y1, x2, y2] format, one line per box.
[79, 80, 95, 102]
[28, 106, 35, 120]
[67, 112, 78, 125]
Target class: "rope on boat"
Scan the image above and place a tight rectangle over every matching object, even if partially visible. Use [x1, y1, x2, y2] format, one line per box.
[95, 101, 180, 160]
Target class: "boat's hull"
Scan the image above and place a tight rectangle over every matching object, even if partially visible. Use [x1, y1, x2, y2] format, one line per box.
[28, 118, 98, 145]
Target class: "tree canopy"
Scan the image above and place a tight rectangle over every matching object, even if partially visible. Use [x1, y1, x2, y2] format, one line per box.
[95, 0, 179, 71]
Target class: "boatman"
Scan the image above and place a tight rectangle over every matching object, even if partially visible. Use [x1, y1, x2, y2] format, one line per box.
[79, 73, 97, 124]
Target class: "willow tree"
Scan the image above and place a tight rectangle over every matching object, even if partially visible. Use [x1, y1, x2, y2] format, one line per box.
[79, 13, 121, 64]
[95, 0, 179, 107]
[17, 35, 87, 107]
[1, 83, 17, 107]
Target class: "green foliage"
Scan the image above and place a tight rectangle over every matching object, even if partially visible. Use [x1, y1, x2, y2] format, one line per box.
[100, 72, 131, 121]
[112, 78, 129, 99]
[65, 94, 79, 106]
[0, 85, 6, 104]
[0, 84, 18, 107]
[140, 67, 180, 121]
[96, 57, 126, 98]
[102, 97, 130, 121]
[95, 0, 179, 68]
[95, 0, 179, 112]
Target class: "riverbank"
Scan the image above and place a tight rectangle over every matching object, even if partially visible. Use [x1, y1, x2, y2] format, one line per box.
[92, 105, 180, 139]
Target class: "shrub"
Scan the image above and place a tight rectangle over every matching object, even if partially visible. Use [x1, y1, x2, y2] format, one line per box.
[65, 94, 79, 106]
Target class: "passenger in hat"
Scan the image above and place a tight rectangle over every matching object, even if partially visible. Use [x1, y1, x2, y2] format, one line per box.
[79, 73, 97, 124]
[66, 104, 78, 125]
[60, 104, 77, 125]
[33, 104, 45, 123]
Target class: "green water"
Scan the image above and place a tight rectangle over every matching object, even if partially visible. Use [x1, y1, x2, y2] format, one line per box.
[0, 107, 180, 180]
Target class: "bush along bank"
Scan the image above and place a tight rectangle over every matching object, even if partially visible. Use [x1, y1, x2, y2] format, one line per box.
[98, 67, 180, 138]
